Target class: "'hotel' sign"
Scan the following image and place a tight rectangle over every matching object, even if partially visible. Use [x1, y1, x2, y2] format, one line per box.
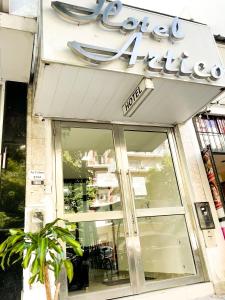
[51, 0, 224, 82]
[122, 78, 154, 117]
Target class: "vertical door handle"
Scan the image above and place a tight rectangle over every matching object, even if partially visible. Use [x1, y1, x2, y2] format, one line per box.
[126, 170, 138, 236]
[117, 169, 128, 236]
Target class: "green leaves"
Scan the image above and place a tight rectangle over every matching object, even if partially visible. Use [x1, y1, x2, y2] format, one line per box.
[39, 218, 63, 236]
[63, 236, 83, 256]
[0, 218, 82, 288]
[63, 259, 74, 283]
[0, 239, 8, 254]
[39, 238, 48, 269]
[52, 226, 83, 256]
[30, 255, 39, 275]
[9, 228, 23, 236]
[0, 231, 25, 270]
[23, 245, 36, 269]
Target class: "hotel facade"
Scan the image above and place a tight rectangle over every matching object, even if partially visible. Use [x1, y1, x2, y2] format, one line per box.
[1, 1, 225, 300]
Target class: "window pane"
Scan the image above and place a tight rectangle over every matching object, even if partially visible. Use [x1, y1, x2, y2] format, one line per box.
[0, 82, 27, 229]
[124, 131, 181, 208]
[0, 144, 26, 229]
[0, 82, 27, 300]
[137, 215, 196, 281]
[61, 128, 122, 213]
[66, 220, 130, 294]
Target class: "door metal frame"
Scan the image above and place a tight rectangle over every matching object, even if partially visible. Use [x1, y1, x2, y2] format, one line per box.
[54, 121, 206, 300]
[116, 124, 206, 292]
[54, 121, 133, 300]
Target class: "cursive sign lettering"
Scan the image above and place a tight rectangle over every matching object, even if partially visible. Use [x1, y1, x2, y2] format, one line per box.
[68, 32, 143, 67]
[52, 1, 224, 82]
[51, 1, 184, 40]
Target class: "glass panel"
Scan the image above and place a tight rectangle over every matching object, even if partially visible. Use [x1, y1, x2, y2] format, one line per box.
[61, 128, 122, 213]
[124, 131, 181, 208]
[0, 144, 26, 228]
[66, 220, 130, 294]
[138, 215, 196, 281]
[0, 82, 27, 229]
[0, 82, 27, 300]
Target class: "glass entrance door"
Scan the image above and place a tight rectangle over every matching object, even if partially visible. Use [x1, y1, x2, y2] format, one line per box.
[56, 124, 132, 300]
[119, 127, 198, 292]
[55, 122, 204, 300]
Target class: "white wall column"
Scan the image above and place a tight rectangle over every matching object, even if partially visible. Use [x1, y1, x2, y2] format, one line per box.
[22, 86, 56, 300]
[176, 119, 225, 295]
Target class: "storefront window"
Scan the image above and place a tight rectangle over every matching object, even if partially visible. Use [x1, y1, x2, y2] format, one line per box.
[67, 220, 129, 293]
[61, 128, 122, 213]
[138, 215, 196, 281]
[194, 115, 225, 152]
[57, 124, 202, 298]
[124, 131, 181, 208]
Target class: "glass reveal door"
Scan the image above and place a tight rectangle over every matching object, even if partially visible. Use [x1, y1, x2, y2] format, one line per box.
[55, 122, 204, 300]
[56, 124, 132, 300]
[120, 128, 197, 291]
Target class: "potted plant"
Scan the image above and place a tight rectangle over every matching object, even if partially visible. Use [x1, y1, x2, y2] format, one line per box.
[0, 218, 83, 300]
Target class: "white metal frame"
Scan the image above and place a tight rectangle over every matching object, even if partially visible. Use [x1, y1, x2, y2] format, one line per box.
[0, 83, 5, 172]
[54, 121, 206, 300]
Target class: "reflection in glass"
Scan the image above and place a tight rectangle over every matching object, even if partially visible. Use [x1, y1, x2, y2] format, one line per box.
[0, 145, 26, 229]
[66, 220, 129, 293]
[61, 128, 122, 213]
[0, 82, 27, 230]
[138, 215, 196, 281]
[124, 131, 181, 208]
[0, 82, 27, 299]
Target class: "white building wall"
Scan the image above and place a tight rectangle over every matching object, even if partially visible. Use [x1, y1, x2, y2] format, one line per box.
[23, 87, 56, 299]
[176, 120, 225, 295]
[21, 6, 225, 300]
[9, 0, 38, 17]
[23, 88, 225, 299]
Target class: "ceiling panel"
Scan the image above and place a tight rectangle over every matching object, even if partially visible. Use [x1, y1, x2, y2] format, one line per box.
[0, 27, 34, 82]
[34, 63, 222, 125]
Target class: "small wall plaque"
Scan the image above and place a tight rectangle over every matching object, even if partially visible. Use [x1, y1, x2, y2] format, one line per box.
[29, 170, 45, 185]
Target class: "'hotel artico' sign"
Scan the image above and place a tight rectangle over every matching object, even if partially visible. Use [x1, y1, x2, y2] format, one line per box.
[51, 0, 224, 82]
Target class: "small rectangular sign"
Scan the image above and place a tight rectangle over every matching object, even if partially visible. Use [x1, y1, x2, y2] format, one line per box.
[122, 78, 154, 117]
[132, 176, 147, 196]
[29, 170, 45, 182]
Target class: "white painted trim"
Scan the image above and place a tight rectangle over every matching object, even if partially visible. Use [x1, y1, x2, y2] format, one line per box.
[64, 211, 124, 223]
[67, 282, 214, 300]
[0, 12, 36, 32]
[136, 207, 185, 217]
[0, 82, 5, 172]
[110, 282, 214, 300]
[0, 83, 5, 149]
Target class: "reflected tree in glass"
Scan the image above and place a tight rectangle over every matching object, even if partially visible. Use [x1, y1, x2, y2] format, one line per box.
[63, 150, 97, 213]
[0, 145, 26, 229]
[145, 154, 180, 207]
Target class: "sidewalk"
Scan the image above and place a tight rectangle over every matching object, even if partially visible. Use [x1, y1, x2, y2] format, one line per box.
[194, 296, 225, 300]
